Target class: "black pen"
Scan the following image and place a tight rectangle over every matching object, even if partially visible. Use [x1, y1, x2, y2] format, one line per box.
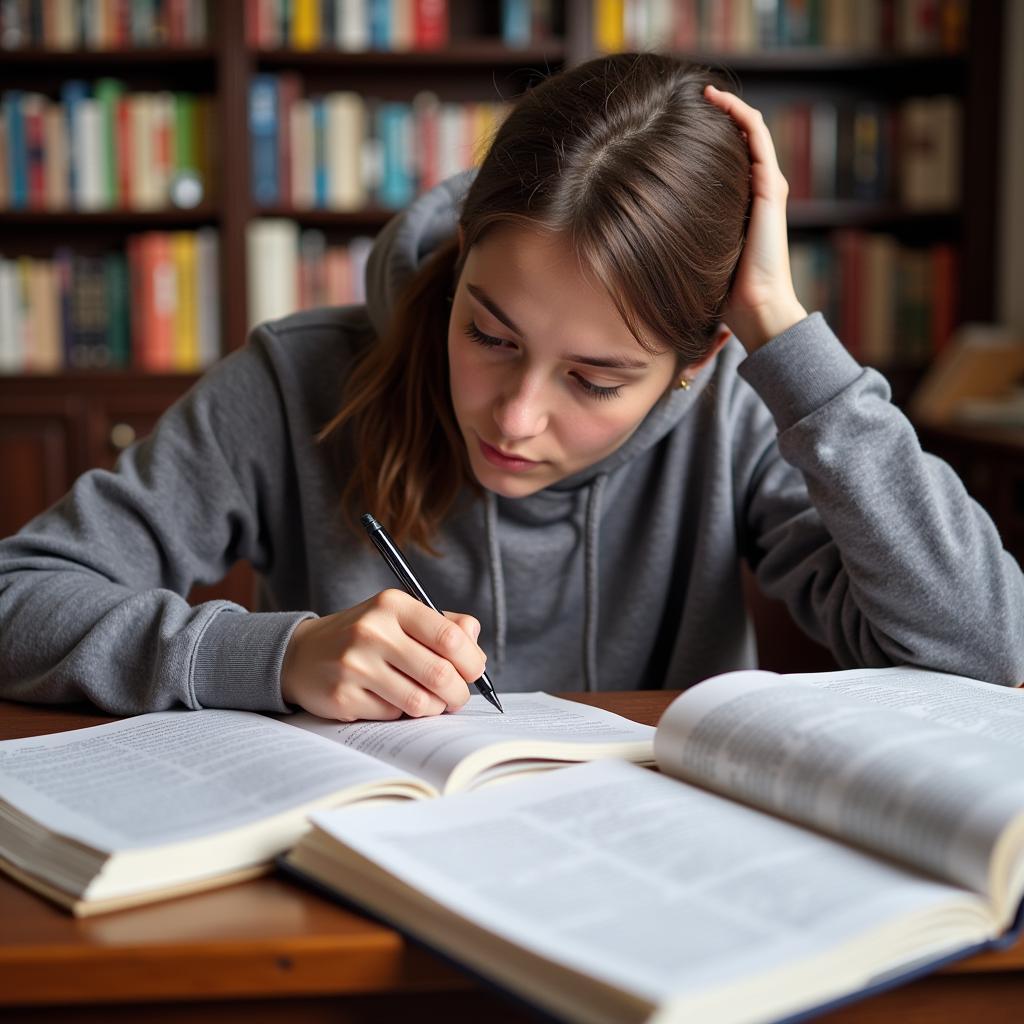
[360, 513, 504, 713]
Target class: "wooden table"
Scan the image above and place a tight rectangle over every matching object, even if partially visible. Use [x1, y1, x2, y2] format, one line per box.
[2, 693, 1024, 1024]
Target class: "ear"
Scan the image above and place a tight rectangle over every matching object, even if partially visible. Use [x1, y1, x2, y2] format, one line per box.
[686, 324, 733, 376]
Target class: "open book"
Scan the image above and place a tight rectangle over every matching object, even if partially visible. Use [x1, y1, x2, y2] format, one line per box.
[0, 693, 653, 915]
[283, 666, 1024, 1024]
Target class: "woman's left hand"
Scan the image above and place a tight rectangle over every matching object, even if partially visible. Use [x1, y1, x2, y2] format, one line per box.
[703, 84, 808, 352]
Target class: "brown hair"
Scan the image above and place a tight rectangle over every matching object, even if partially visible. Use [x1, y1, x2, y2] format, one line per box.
[321, 52, 751, 551]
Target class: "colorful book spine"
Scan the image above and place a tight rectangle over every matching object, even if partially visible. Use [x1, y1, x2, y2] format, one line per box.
[250, 74, 280, 205]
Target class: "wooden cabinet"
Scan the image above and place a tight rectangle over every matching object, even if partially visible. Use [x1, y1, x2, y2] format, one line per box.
[0, 375, 254, 608]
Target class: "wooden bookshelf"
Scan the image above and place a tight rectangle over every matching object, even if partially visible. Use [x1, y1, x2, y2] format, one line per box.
[0, 0, 1012, 608]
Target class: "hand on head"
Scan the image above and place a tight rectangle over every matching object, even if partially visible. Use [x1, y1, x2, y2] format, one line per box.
[703, 85, 808, 351]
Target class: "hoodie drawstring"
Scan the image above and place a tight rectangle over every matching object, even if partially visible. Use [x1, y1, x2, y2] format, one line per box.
[484, 473, 608, 692]
[484, 491, 507, 672]
[582, 473, 608, 693]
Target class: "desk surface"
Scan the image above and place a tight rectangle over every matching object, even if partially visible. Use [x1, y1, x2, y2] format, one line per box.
[3, 693, 1024, 1024]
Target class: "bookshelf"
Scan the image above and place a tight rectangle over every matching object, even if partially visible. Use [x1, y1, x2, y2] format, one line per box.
[0, 0, 1011, 607]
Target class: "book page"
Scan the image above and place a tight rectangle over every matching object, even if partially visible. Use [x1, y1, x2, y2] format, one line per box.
[789, 666, 1024, 743]
[305, 759, 990, 1014]
[655, 670, 1024, 904]
[0, 709, 427, 853]
[286, 693, 655, 793]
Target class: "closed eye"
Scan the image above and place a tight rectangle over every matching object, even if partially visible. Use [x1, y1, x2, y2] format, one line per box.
[463, 321, 624, 401]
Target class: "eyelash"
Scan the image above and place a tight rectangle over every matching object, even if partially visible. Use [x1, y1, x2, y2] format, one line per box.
[461, 322, 624, 402]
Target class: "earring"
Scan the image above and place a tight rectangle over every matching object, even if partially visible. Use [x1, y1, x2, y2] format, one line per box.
[677, 376, 691, 391]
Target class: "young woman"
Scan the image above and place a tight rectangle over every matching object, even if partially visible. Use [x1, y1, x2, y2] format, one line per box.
[1, 53, 1021, 720]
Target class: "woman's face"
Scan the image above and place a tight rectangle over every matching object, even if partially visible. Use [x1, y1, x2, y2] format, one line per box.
[447, 224, 679, 499]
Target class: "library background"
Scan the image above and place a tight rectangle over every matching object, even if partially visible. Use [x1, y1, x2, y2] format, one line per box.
[1, 0, 1022, 660]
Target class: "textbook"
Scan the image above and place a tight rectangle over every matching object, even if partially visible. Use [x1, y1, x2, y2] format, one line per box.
[0, 693, 653, 916]
[284, 666, 1024, 1024]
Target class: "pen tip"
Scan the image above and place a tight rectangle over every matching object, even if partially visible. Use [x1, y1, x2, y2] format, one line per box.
[360, 513, 379, 532]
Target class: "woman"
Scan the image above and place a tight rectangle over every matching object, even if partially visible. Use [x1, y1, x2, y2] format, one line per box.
[1, 53, 1021, 720]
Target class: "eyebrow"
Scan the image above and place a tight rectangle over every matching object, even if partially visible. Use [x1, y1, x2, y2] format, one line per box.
[466, 283, 650, 370]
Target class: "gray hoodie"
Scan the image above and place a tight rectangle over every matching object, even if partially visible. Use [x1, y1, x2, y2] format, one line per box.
[1, 173, 1022, 713]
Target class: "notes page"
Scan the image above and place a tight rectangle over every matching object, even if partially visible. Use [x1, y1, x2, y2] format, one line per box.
[287, 693, 655, 794]
[655, 670, 1024, 908]
[0, 709, 429, 854]
[306, 759, 990, 1019]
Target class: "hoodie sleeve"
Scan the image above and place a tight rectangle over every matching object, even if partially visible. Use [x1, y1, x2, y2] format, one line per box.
[736, 312, 1024, 686]
[0, 326, 315, 714]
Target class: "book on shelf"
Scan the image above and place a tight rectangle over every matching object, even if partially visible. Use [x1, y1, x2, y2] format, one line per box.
[789, 231, 958, 367]
[593, 0, 966, 52]
[249, 76, 507, 211]
[594, 0, 968, 53]
[246, 0, 450, 51]
[0, 693, 655, 916]
[0, 0, 209, 50]
[0, 230, 219, 374]
[246, 218, 372, 327]
[0, 81, 215, 212]
[284, 665, 1024, 1024]
[763, 96, 959, 208]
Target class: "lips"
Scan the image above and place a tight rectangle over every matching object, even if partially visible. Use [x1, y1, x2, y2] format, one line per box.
[477, 435, 541, 472]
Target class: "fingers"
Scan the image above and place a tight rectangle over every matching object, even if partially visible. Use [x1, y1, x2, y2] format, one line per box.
[369, 590, 485, 704]
[703, 84, 785, 183]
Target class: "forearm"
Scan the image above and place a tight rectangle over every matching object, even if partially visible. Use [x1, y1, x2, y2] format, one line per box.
[741, 314, 1024, 684]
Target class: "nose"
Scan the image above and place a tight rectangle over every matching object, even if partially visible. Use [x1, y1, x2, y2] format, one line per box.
[492, 372, 549, 441]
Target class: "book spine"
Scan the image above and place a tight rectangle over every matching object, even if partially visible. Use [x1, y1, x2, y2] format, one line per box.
[4, 90, 27, 209]
[105, 249, 130, 368]
[415, 0, 447, 49]
[368, 0, 389, 48]
[22, 93, 46, 211]
[250, 74, 279, 205]
[292, 0, 318, 49]
[502, 0, 531, 47]
[325, 90, 365, 210]
[312, 96, 327, 207]
[95, 77, 124, 207]
[172, 230, 197, 369]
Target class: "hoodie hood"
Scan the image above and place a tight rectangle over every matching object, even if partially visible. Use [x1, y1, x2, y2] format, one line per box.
[362, 172, 722, 693]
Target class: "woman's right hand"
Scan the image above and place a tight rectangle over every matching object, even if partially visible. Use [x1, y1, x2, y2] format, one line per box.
[279, 589, 487, 721]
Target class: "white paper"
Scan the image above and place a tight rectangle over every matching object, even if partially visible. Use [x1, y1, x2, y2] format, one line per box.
[310, 760, 985, 1006]
[0, 709, 418, 852]
[288, 693, 655, 792]
[655, 670, 1024, 901]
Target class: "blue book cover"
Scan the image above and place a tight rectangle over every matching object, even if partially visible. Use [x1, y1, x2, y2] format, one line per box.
[501, 0, 531, 47]
[312, 97, 328, 208]
[249, 74, 280, 206]
[4, 91, 27, 209]
[368, 0, 390, 49]
[376, 103, 414, 210]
